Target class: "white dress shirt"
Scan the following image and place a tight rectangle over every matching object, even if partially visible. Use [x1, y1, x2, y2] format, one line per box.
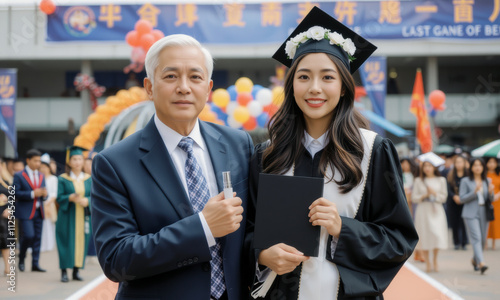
[298, 131, 339, 300]
[154, 115, 217, 247]
[25, 166, 40, 208]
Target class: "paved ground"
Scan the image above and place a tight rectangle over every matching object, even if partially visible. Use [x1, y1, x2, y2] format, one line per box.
[0, 239, 499, 299]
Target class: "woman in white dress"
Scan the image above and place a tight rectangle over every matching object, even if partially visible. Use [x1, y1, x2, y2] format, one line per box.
[412, 160, 448, 272]
[40, 153, 57, 252]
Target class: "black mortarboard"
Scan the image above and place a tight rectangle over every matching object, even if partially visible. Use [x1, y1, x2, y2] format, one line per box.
[272, 6, 377, 74]
[65, 145, 87, 164]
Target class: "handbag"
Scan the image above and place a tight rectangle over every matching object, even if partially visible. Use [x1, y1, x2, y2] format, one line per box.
[485, 194, 495, 222]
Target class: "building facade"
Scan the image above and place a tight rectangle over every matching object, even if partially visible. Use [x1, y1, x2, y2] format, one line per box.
[1, 0, 499, 158]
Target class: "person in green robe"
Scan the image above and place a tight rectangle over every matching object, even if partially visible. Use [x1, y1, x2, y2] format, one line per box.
[56, 146, 91, 283]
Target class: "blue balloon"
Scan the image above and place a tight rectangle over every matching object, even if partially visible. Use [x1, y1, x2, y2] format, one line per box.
[211, 104, 228, 123]
[429, 108, 437, 118]
[251, 84, 264, 99]
[227, 85, 237, 101]
[257, 112, 269, 128]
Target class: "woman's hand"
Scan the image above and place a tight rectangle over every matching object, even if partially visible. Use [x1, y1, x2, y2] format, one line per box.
[76, 197, 89, 207]
[475, 182, 482, 193]
[258, 243, 309, 275]
[489, 183, 495, 194]
[309, 198, 342, 238]
[68, 193, 78, 202]
[494, 192, 500, 202]
[453, 195, 461, 205]
[426, 186, 436, 196]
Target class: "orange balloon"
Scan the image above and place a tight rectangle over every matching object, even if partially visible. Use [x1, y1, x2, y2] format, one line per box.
[429, 90, 446, 110]
[87, 113, 101, 124]
[39, 0, 56, 15]
[129, 86, 147, 101]
[116, 90, 133, 107]
[85, 120, 105, 132]
[243, 117, 257, 131]
[140, 33, 156, 52]
[83, 129, 101, 142]
[78, 123, 90, 135]
[237, 92, 253, 106]
[96, 104, 112, 116]
[107, 96, 126, 109]
[152, 29, 165, 41]
[263, 104, 279, 117]
[125, 31, 140, 47]
[135, 19, 153, 36]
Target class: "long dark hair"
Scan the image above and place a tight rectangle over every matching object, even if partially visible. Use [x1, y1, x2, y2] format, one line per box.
[262, 54, 368, 194]
[485, 157, 500, 175]
[419, 161, 441, 179]
[469, 157, 487, 181]
[400, 157, 419, 178]
[447, 154, 469, 192]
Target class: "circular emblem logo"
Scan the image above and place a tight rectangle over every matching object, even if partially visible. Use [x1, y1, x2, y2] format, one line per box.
[64, 6, 97, 37]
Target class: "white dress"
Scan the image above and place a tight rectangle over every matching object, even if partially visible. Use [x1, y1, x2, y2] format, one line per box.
[41, 174, 58, 252]
[412, 176, 448, 250]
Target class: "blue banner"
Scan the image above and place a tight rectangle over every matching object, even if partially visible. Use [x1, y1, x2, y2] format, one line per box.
[47, 1, 500, 43]
[359, 56, 387, 136]
[0, 69, 17, 156]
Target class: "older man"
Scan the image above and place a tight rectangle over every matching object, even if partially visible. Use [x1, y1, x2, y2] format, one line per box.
[91, 34, 253, 299]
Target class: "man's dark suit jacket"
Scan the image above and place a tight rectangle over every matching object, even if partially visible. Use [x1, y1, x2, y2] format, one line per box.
[91, 117, 253, 299]
[13, 169, 46, 220]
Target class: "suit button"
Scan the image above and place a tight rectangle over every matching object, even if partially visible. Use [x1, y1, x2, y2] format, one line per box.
[202, 262, 210, 272]
[193, 257, 199, 263]
[177, 262, 182, 268]
[188, 259, 193, 264]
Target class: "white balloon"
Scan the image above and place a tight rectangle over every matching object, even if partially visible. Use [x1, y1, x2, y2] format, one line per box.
[226, 101, 238, 116]
[256, 88, 272, 106]
[227, 116, 242, 129]
[247, 101, 263, 117]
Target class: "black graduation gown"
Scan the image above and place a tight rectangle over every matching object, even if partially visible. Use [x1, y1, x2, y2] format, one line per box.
[245, 135, 419, 300]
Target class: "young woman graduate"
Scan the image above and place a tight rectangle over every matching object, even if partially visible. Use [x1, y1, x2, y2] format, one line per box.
[56, 146, 92, 282]
[246, 7, 418, 300]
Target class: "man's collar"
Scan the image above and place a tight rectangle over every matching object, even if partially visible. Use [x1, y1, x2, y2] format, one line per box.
[154, 114, 206, 154]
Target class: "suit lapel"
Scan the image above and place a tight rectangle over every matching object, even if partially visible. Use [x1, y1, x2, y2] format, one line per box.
[139, 118, 194, 219]
[200, 121, 229, 192]
[200, 122, 231, 250]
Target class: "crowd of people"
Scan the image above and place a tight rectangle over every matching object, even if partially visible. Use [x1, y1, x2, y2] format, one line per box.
[402, 149, 500, 274]
[0, 148, 96, 282]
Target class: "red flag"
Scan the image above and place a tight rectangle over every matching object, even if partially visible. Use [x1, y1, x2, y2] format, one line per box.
[409, 69, 432, 153]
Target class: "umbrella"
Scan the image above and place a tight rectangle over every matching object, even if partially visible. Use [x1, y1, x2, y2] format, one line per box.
[434, 144, 454, 155]
[417, 152, 445, 167]
[471, 140, 500, 158]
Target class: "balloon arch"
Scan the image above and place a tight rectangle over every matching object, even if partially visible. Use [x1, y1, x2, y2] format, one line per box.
[73, 77, 284, 152]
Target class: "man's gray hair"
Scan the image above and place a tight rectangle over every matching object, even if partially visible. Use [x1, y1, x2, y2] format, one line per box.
[145, 34, 214, 86]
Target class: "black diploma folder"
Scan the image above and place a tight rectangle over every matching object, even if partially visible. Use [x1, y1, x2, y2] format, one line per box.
[253, 173, 324, 257]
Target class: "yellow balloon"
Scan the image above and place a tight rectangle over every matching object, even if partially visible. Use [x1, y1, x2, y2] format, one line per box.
[212, 89, 230, 108]
[272, 86, 285, 106]
[235, 77, 254, 93]
[233, 106, 250, 124]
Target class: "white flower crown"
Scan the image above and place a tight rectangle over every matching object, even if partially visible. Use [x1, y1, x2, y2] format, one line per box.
[285, 26, 356, 62]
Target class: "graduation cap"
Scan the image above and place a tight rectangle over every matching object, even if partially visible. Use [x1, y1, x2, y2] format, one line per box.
[41, 153, 51, 166]
[65, 146, 87, 164]
[272, 6, 377, 74]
